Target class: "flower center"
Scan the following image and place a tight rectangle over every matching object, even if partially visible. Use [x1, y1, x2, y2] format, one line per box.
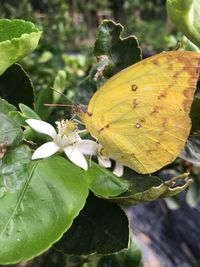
[55, 120, 77, 147]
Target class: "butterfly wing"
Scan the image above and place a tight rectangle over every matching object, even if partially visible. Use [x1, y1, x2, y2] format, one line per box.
[78, 51, 200, 174]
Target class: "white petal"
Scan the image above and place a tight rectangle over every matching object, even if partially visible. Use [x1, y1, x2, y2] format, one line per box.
[32, 142, 59, 159]
[113, 162, 124, 177]
[64, 145, 88, 170]
[98, 156, 111, 168]
[76, 140, 98, 155]
[26, 119, 57, 139]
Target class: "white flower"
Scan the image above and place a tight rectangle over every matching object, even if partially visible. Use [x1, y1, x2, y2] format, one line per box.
[76, 141, 124, 177]
[26, 119, 92, 170]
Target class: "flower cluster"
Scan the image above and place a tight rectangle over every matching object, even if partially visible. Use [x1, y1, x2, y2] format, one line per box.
[26, 119, 123, 176]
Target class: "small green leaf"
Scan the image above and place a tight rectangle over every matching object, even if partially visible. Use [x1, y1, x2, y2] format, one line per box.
[0, 19, 42, 75]
[19, 103, 41, 120]
[38, 51, 53, 64]
[55, 194, 129, 255]
[0, 64, 34, 107]
[9, 104, 41, 128]
[108, 173, 192, 205]
[8, 111, 27, 127]
[94, 20, 141, 76]
[167, 0, 200, 47]
[53, 70, 67, 103]
[0, 113, 23, 147]
[0, 97, 16, 115]
[0, 155, 89, 264]
[88, 161, 129, 197]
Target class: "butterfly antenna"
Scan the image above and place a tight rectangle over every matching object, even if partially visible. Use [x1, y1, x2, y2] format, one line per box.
[50, 86, 75, 105]
[44, 103, 72, 107]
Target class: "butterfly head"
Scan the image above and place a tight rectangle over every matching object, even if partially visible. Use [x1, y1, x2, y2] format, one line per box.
[72, 103, 91, 121]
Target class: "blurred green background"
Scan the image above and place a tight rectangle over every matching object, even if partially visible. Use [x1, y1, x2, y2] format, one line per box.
[0, 0, 178, 93]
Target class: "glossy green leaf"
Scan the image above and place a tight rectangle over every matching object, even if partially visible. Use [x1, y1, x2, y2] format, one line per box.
[108, 173, 192, 205]
[0, 97, 16, 115]
[55, 194, 129, 255]
[88, 161, 129, 197]
[94, 20, 141, 77]
[180, 135, 200, 165]
[0, 145, 32, 195]
[0, 19, 42, 75]
[167, 0, 200, 47]
[0, 155, 89, 264]
[0, 64, 34, 107]
[0, 112, 23, 147]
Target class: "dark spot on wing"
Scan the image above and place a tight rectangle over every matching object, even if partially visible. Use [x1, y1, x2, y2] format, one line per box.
[131, 84, 138, 91]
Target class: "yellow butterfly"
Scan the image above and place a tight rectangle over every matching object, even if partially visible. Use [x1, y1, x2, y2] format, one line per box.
[74, 51, 200, 174]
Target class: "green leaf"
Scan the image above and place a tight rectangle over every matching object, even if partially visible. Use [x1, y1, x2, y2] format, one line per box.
[19, 103, 41, 120]
[167, 0, 200, 47]
[0, 112, 23, 147]
[55, 194, 129, 255]
[0, 19, 42, 75]
[0, 97, 16, 115]
[94, 20, 141, 77]
[0, 64, 34, 107]
[38, 51, 53, 64]
[53, 70, 67, 103]
[0, 155, 89, 264]
[88, 161, 129, 198]
[108, 173, 192, 205]
[8, 111, 27, 127]
[9, 105, 41, 128]
[180, 135, 200, 165]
